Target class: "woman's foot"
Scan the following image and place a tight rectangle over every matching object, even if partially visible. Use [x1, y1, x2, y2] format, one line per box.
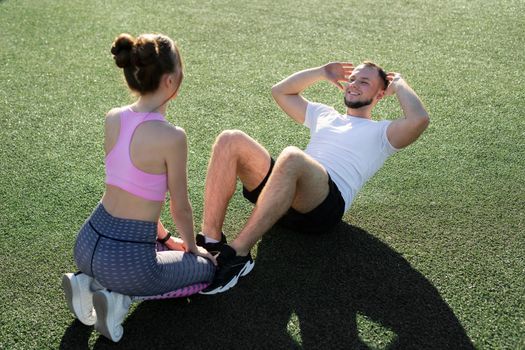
[62, 272, 97, 326]
[93, 290, 131, 342]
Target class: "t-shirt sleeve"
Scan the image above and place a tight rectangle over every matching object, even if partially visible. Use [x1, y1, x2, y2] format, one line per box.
[304, 102, 336, 129]
[379, 120, 400, 154]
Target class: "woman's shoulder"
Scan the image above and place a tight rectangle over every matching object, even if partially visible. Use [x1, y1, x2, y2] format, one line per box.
[134, 119, 186, 148]
[157, 123, 187, 145]
[105, 106, 128, 120]
[144, 115, 183, 133]
[104, 107, 128, 140]
[105, 106, 134, 129]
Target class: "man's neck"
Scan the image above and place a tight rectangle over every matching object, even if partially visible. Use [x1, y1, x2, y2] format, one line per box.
[346, 107, 372, 119]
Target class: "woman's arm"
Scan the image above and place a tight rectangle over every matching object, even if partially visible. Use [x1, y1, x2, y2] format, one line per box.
[165, 126, 216, 264]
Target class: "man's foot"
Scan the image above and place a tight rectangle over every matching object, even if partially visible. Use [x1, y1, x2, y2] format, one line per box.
[93, 290, 131, 342]
[62, 272, 97, 326]
[196, 232, 227, 255]
[199, 244, 254, 295]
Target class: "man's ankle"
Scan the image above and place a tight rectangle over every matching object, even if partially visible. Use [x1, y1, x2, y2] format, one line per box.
[199, 230, 223, 243]
[229, 241, 249, 257]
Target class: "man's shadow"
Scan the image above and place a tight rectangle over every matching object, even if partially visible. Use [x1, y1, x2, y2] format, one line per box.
[61, 223, 474, 349]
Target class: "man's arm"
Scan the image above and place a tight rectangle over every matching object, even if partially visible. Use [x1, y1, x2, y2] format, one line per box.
[385, 73, 430, 149]
[271, 62, 353, 124]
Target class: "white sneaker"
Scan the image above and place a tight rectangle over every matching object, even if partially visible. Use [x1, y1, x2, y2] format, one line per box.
[93, 290, 131, 342]
[62, 273, 97, 326]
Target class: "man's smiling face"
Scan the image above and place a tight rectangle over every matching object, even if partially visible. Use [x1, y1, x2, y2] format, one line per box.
[344, 65, 385, 109]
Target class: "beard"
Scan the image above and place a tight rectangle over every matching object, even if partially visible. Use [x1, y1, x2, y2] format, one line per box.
[344, 96, 373, 109]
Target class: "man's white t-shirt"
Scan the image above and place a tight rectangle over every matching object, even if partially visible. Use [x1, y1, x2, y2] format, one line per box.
[304, 102, 399, 212]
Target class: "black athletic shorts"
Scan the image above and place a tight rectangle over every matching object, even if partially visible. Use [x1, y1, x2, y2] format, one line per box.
[242, 158, 345, 234]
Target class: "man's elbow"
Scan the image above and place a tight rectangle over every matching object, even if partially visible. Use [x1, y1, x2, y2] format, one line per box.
[410, 111, 430, 132]
[271, 84, 282, 101]
[419, 113, 430, 131]
[407, 113, 430, 139]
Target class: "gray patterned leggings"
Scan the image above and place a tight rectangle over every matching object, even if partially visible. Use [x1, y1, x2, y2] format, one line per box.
[74, 204, 215, 296]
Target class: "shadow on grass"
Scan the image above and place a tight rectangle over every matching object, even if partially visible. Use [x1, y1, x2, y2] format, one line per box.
[61, 223, 474, 349]
[60, 320, 92, 350]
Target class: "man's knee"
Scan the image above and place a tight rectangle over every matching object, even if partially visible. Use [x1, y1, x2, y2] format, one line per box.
[213, 130, 249, 153]
[276, 146, 307, 170]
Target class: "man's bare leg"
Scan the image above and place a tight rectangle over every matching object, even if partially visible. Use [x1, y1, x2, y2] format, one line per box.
[230, 146, 330, 256]
[200, 139, 331, 295]
[201, 130, 272, 241]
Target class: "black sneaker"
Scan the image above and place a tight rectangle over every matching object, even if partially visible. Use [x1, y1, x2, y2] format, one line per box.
[196, 232, 227, 255]
[199, 244, 254, 295]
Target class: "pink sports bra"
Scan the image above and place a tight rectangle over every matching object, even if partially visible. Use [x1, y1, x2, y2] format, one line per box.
[105, 108, 168, 201]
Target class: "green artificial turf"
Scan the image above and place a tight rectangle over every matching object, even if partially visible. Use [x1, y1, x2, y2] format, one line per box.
[0, 0, 523, 348]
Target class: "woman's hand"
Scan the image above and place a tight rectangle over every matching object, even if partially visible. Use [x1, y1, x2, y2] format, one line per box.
[189, 245, 218, 266]
[162, 235, 218, 266]
[164, 236, 187, 251]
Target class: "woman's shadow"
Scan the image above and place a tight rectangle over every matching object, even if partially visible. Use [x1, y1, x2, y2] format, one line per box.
[61, 223, 474, 349]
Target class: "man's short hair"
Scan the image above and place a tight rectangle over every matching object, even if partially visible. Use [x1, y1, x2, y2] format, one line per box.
[362, 61, 388, 90]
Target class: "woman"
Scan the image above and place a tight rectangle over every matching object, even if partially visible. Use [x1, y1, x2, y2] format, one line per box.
[62, 33, 216, 342]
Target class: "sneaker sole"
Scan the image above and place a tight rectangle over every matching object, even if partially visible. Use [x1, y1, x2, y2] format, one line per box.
[199, 260, 255, 295]
[220, 260, 255, 292]
[62, 273, 96, 326]
[93, 291, 123, 342]
[241, 259, 255, 277]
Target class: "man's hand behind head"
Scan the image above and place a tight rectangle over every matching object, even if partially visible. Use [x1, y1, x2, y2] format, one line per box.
[384, 72, 403, 96]
[322, 62, 354, 91]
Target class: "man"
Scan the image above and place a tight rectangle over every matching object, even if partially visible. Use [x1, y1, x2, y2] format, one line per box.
[197, 61, 429, 294]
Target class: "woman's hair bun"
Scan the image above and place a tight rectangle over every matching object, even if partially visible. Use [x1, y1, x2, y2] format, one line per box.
[111, 33, 179, 94]
[111, 33, 135, 68]
[133, 36, 159, 67]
